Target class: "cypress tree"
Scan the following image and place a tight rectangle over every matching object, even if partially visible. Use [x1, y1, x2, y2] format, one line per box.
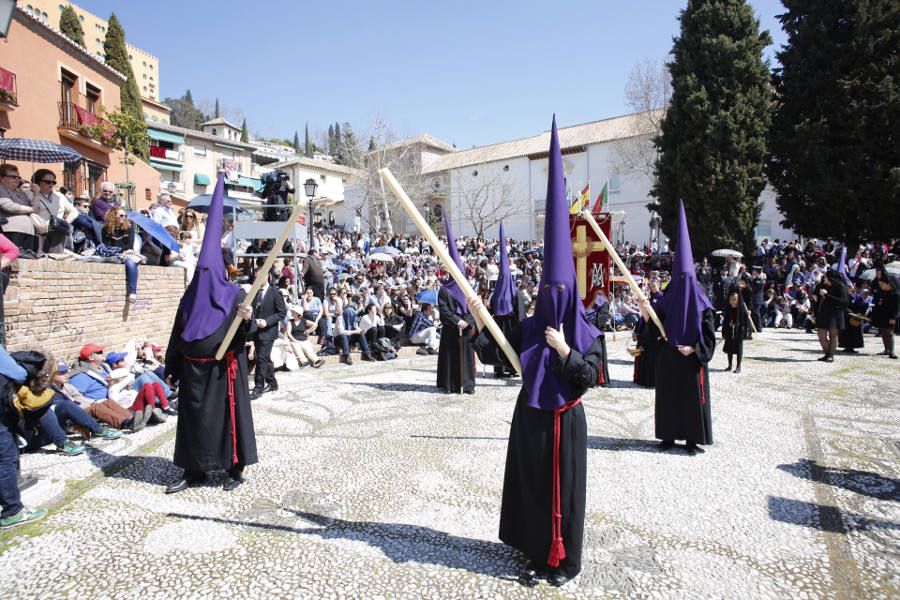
[215, 98, 220, 118]
[767, 0, 900, 247]
[327, 124, 334, 154]
[368, 137, 376, 151]
[59, 5, 85, 46]
[184, 89, 194, 105]
[293, 131, 301, 153]
[649, 0, 772, 257]
[241, 119, 249, 142]
[304, 123, 311, 156]
[103, 13, 147, 160]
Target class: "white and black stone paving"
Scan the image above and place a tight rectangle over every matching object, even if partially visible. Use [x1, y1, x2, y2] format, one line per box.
[2, 328, 898, 599]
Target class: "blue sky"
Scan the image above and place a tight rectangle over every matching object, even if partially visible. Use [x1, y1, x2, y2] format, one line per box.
[79, 0, 788, 149]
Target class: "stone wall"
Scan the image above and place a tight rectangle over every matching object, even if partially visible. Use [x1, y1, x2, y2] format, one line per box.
[4, 259, 185, 363]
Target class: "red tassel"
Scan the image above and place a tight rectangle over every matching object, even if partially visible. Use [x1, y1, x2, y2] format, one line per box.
[548, 538, 566, 567]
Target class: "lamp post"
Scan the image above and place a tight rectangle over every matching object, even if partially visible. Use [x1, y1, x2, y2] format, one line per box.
[303, 178, 318, 251]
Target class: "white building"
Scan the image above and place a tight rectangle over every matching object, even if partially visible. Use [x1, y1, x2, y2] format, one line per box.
[423, 112, 795, 245]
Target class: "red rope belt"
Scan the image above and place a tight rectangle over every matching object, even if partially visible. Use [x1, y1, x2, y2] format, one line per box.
[548, 397, 582, 567]
[185, 351, 239, 464]
[698, 365, 706, 405]
[597, 359, 605, 385]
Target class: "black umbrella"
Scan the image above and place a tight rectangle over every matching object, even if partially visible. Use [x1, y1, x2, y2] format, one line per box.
[187, 193, 253, 215]
[0, 138, 83, 163]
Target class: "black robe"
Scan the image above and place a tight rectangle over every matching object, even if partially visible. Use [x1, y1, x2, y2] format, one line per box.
[436, 288, 476, 393]
[633, 318, 658, 388]
[489, 313, 519, 377]
[585, 302, 612, 387]
[644, 308, 715, 445]
[165, 291, 259, 473]
[838, 293, 866, 350]
[721, 304, 747, 356]
[474, 324, 601, 579]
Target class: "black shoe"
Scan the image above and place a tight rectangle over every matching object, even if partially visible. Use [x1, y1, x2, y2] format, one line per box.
[732, 367, 741, 373]
[463, 389, 475, 395]
[546, 570, 572, 587]
[824, 356, 834, 363]
[249, 389, 263, 400]
[263, 384, 279, 393]
[344, 355, 354, 365]
[658, 440, 675, 450]
[817, 355, 829, 362]
[889, 354, 898, 359]
[685, 442, 700, 455]
[313, 359, 324, 368]
[223, 476, 244, 492]
[165, 472, 205, 494]
[163, 407, 178, 416]
[519, 560, 541, 582]
[416, 347, 429, 356]
[427, 348, 439, 355]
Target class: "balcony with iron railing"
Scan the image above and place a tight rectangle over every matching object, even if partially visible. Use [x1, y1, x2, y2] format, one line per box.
[0, 66, 18, 111]
[57, 102, 115, 151]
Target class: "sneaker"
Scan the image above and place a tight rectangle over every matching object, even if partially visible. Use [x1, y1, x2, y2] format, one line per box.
[150, 408, 167, 424]
[143, 404, 155, 425]
[416, 347, 429, 356]
[427, 348, 439, 355]
[97, 425, 123, 440]
[344, 355, 353, 365]
[130, 410, 146, 432]
[313, 359, 324, 368]
[57, 440, 85, 456]
[127, 294, 137, 303]
[163, 407, 178, 416]
[0, 507, 48, 529]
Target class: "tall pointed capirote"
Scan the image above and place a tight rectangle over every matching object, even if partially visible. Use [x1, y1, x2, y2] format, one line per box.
[519, 115, 600, 411]
[178, 173, 240, 341]
[441, 217, 468, 314]
[654, 200, 713, 347]
[490, 221, 515, 316]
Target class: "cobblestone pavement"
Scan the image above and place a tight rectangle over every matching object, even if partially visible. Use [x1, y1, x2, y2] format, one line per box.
[2, 328, 898, 599]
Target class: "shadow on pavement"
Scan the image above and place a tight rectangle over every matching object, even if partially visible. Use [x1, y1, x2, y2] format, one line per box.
[587, 437, 668, 453]
[767, 496, 900, 533]
[747, 356, 815, 363]
[343, 381, 448, 394]
[167, 510, 522, 581]
[777, 459, 900, 501]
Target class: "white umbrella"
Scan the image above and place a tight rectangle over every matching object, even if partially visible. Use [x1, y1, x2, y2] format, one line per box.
[369, 252, 395, 263]
[711, 248, 743, 258]
[860, 265, 900, 281]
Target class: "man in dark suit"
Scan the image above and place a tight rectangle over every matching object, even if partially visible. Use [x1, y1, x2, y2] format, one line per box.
[250, 269, 287, 400]
[750, 265, 766, 331]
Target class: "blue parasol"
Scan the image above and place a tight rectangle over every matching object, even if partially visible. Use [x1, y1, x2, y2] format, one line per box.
[415, 289, 439, 306]
[127, 211, 180, 252]
[370, 245, 400, 255]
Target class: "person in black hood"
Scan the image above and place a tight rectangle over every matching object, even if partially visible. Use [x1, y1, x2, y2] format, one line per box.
[814, 268, 849, 362]
[872, 274, 899, 359]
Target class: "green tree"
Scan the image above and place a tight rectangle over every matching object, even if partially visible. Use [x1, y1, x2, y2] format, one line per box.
[184, 89, 194, 105]
[103, 13, 147, 160]
[240, 119, 249, 142]
[59, 5, 85, 46]
[368, 136, 376, 151]
[163, 95, 205, 130]
[304, 123, 311, 156]
[293, 131, 301, 153]
[215, 98, 220, 118]
[106, 107, 148, 158]
[649, 0, 772, 257]
[767, 0, 900, 247]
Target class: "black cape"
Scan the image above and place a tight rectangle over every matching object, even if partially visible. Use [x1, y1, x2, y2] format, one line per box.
[474, 324, 601, 579]
[436, 288, 476, 393]
[585, 302, 611, 387]
[633, 318, 658, 387]
[721, 304, 747, 355]
[838, 294, 867, 350]
[165, 291, 259, 472]
[643, 308, 716, 445]
[487, 313, 519, 377]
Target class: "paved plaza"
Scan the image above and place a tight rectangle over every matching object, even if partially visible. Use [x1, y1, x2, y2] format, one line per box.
[1, 328, 898, 599]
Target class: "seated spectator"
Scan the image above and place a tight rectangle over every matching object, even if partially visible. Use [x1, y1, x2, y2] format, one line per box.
[104, 351, 175, 414]
[31, 169, 76, 254]
[178, 209, 204, 253]
[300, 286, 325, 343]
[382, 303, 405, 345]
[407, 303, 439, 354]
[152, 193, 178, 228]
[53, 361, 146, 432]
[106, 367, 167, 426]
[334, 296, 374, 364]
[101, 207, 144, 303]
[773, 296, 793, 329]
[70, 194, 99, 252]
[90, 181, 118, 222]
[284, 305, 324, 368]
[0, 164, 41, 253]
[359, 302, 385, 350]
[11, 349, 84, 456]
[0, 347, 48, 530]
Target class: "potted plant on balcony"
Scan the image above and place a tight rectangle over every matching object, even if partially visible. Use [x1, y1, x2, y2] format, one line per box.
[0, 88, 16, 105]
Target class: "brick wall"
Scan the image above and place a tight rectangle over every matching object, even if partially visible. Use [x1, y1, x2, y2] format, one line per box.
[4, 260, 185, 363]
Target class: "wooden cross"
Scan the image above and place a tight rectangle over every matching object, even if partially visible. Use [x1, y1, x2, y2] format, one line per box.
[571, 224, 606, 300]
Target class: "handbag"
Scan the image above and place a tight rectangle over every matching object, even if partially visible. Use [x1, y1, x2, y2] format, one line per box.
[37, 194, 70, 234]
[29, 213, 49, 235]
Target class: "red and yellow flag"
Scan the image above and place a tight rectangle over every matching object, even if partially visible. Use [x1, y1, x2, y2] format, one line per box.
[569, 184, 590, 214]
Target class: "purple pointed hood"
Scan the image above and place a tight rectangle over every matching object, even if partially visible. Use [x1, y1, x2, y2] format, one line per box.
[519, 116, 601, 410]
[489, 221, 516, 316]
[654, 200, 713, 347]
[836, 246, 850, 283]
[442, 218, 468, 315]
[179, 173, 240, 341]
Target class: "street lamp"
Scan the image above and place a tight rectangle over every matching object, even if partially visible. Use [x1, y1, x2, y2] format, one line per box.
[303, 178, 318, 250]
